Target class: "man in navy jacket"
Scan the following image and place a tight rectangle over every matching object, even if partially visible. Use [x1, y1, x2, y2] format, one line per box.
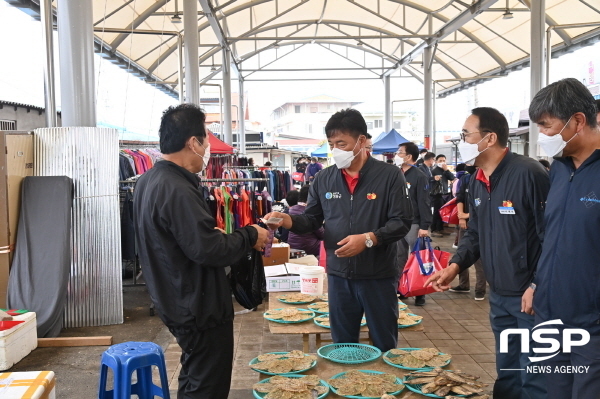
[529, 78, 600, 399]
[425, 107, 549, 399]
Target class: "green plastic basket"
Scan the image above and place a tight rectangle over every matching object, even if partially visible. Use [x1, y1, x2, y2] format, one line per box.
[263, 308, 315, 324]
[307, 303, 330, 314]
[248, 352, 317, 375]
[403, 373, 467, 398]
[317, 343, 381, 364]
[398, 313, 423, 329]
[382, 348, 452, 371]
[328, 370, 405, 398]
[252, 374, 329, 399]
[277, 295, 318, 305]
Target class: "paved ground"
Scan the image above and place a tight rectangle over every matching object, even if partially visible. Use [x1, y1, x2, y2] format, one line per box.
[6, 227, 497, 398]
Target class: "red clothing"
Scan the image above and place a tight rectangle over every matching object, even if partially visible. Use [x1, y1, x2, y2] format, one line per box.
[341, 169, 359, 194]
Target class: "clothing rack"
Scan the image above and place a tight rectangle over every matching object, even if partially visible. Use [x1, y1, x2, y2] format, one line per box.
[200, 178, 269, 183]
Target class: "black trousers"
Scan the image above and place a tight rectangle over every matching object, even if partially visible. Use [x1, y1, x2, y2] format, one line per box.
[430, 194, 445, 232]
[170, 321, 234, 399]
[328, 274, 399, 351]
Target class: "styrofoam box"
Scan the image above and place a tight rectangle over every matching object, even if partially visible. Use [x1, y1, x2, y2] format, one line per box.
[0, 370, 55, 399]
[0, 312, 38, 371]
[266, 276, 301, 292]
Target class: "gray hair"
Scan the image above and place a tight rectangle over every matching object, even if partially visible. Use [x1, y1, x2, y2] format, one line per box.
[529, 78, 598, 128]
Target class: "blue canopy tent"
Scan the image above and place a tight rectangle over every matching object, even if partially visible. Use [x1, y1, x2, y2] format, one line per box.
[311, 142, 331, 157]
[371, 129, 410, 154]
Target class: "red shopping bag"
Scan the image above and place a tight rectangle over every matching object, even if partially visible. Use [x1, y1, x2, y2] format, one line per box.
[292, 172, 305, 182]
[399, 238, 447, 297]
[433, 245, 451, 269]
[439, 197, 459, 225]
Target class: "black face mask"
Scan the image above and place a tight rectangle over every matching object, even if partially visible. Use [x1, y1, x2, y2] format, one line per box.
[466, 165, 477, 175]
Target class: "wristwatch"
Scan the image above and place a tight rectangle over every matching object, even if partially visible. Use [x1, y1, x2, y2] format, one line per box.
[365, 233, 374, 248]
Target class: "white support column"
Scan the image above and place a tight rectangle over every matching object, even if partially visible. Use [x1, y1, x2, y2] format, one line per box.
[40, 0, 57, 127]
[183, 0, 200, 105]
[177, 35, 184, 104]
[423, 45, 434, 151]
[57, 0, 96, 127]
[239, 78, 246, 154]
[384, 75, 391, 134]
[530, 0, 546, 158]
[223, 48, 233, 145]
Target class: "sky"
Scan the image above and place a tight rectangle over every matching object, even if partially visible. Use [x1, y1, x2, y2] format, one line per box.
[1, 1, 599, 143]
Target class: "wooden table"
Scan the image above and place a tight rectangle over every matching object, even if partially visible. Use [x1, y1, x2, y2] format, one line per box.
[267, 292, 425, 352]
[259, 355, 416, 398]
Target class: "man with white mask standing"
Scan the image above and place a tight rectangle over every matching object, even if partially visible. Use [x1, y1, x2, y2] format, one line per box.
[529, 78, 600, 399]
[265, 108, 413, 351]
[425, 107, 549, 399]
[133, 104, 269, 398]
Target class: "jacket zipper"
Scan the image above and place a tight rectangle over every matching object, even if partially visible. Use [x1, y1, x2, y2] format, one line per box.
[349, 194, 354, 277]
[487, 186, 495, 290]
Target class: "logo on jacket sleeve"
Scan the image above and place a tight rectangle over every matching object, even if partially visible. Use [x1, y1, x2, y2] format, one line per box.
[367, 193, 377, 200]
[325, 192, 342, 200]
[580, 191, 599, 208]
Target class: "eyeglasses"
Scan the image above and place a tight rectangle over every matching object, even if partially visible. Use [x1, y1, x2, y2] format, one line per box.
[460, 131, 488, 141]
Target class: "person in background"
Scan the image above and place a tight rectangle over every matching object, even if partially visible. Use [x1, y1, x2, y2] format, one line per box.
[260, 161, 272, 171]
[451, 163, 467, 248]
[538, 159, 551, 171]
[278, 189, 299, 243]
[306, 157, 323, 183]
[529, 77, 600, 399]
[264, 108, 413, 351]
[416, 148, 429, 166]
[449, 164, 486, 300]
[386, 159, 394, 164]
[396, 141, 432, 306]
[296, 157, 308, 174]
[365, 132, 373, 155]
[133, 104, 269, 399]
[426, 154, 455, 237]
[426, 107, 549, 399]
[248, 158, 255, 166]
[596, 98, 600, 125]
[287, 186, 324, 258]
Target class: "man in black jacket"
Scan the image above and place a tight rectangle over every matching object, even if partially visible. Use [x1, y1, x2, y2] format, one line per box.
[265, 108, 413, 351]
[396, 142, 432, 306]
[426, 107, 549, 399]
[529, 78, 600, 399]
[429, 154, 455, 237]
[133, 104, 269, 399]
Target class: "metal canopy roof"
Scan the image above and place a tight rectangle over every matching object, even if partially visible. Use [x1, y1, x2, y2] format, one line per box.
[7, 0, 600, 98]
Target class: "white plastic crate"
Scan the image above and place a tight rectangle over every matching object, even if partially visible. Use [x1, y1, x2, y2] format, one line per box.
[0, 370, 55, 399]
[0, 312, 37, 371]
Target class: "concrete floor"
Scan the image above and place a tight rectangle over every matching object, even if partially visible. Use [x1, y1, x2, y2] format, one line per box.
[7, 227, 497, 398]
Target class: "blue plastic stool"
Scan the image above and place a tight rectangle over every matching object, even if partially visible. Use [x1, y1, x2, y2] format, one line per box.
[98, 341, 171, 399]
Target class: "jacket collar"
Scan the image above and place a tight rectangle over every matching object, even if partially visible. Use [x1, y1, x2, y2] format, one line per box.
[488, 149, 513, 183]
[553, 149, 600, 171]
[155, 160, 201, 188]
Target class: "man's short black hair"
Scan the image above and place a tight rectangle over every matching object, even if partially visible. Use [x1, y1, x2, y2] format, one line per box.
[424, 152, 436, 161]
[595, 99, 600, 114]
[399, 142, 419, 162]
[456, 163, 466, 172]
[435, 154, 446, 161]
[159, 104, 207, 154]
[265, 161, 272, 166]
[386, 159, 394, 164]
[538, 159, 551, 169]
[420, 148, 428, 154]
[471, 107, 509, 147]
[286, 190, 299, 207]
[365, 132, 372, 139]
[298, 185, 310, 203]
[529, 78, 598, 128]
[325, 108, 368, 139]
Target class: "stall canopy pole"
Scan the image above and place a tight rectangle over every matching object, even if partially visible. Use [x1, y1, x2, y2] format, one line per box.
[239, 78, 246, 154]
[223, 47, 233, 145]
[530, 0, 546, 158]
[384, 75, 391, 134]
[57, 0, 96, 126]
[183, 0, 200, 105]
[40, 0, 57, 127]
[423, 45, 433, 151]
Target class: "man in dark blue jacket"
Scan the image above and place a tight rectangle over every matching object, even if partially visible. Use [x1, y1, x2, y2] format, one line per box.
[529, 78, 600, 399]
[425, 107, 549, 399]
[265, 109, 413, 351]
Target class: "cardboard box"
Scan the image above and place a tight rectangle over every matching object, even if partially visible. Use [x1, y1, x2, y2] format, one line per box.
[262, 243, 290, 266]
[266, 276, 301, 292]
[286, 255, 319, 267]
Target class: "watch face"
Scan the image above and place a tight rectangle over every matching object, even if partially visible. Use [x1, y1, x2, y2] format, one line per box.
[366, 240, 373, 248]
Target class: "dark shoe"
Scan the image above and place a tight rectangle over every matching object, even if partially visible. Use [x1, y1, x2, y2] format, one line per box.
[398, 294, 408, 300]
[415, 296, 426, 306]
[449, 286, 470, 293]
[475, 293, 485, 301]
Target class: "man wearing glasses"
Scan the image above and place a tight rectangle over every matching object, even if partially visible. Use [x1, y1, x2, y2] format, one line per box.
[425, 107, 549, 399]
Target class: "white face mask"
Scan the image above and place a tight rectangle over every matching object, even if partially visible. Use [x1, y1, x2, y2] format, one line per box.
[538, 115, 577, 157]
[193, 138, 211, 171]
[436, 162, 445, 168]
[458, 134, 490, 163]
[332, 139, 362, 169]
[394, 155, 404, 166]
